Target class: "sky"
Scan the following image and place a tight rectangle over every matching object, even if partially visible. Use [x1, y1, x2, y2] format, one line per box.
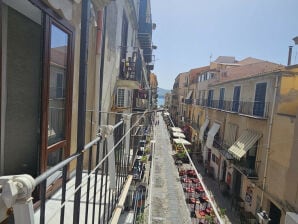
[151, 0, 298, 90]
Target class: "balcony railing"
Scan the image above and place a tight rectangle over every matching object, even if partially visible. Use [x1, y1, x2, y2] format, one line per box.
[0, 120, 137, 224]
[184, 99, 193, 104]
[233, 161, 258, 179]
[196, 99, 270, 118]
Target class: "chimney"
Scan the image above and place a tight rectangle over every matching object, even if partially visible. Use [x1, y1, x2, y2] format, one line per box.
[288, 46, 293, 66]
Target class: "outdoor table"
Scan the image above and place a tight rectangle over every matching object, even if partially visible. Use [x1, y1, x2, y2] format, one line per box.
[205, 207, 212, 215]
[195, 186, 204, 193]
[187, 170, 195, 175]
[182, 177, 192, 183]
[179, 170, 186, 176]
[185, 186, 195, 193]
[189, 197, 199, 204]
[195, 210, 206, 219]
[192, 178, 200, 184]
[198, 196, 208, 203]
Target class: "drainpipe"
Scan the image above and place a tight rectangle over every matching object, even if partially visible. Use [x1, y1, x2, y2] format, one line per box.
[261, 75, 279, 205]
[73, 1, 91, 223]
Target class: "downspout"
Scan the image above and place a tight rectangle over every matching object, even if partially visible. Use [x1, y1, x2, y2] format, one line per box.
[73, 1, 91, 223]
[261, 75, 279, 205]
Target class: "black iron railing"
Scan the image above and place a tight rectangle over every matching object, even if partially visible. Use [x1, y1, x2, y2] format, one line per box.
[33, 120, 130, 224]
[184, 99, 193, 104]
[195, 99, 270, 118]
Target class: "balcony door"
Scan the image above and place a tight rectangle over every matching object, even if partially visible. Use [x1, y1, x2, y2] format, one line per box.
[1, 0, 73, 176]
[41, 19, 73, 172]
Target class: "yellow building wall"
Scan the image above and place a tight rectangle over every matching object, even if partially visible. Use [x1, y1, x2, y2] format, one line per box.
[278, 75, 298, 116]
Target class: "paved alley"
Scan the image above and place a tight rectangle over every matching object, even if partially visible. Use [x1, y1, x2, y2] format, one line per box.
[149, 113, 191, 224]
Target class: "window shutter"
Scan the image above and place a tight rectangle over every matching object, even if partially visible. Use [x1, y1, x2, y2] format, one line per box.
[232, 86, 241, 112]
[253, 83, 267, 116]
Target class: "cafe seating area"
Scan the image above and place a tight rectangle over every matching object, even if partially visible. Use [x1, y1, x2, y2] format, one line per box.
[178, 167, 218, 223]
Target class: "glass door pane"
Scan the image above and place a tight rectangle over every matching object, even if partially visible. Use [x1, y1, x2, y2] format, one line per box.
[48, 24, 68, 146]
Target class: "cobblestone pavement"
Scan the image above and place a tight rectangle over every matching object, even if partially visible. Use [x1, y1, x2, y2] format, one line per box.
[149, 113, 192, 224]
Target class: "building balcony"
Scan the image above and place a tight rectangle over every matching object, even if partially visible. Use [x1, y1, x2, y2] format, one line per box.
[132, 89, 148, 111]
[233, 158, 259, 179]
[0, 120, 132, 224]
[138, 0, 153, 63]
[185, 99, 193, 104]
[202, 100, 270, 118]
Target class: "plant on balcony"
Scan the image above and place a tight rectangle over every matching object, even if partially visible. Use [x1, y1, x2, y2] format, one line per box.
[141, 155, 148, 163]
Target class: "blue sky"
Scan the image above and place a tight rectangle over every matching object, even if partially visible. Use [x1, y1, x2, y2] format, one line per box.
[151, 0, 298, 90]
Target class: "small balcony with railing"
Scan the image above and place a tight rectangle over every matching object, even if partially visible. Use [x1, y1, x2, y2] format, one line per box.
[232, 157, 259, 179]
[132, 89, 148, 112]
[184, 98, 193, 105]
[0, 120, 136, 224]
[201, 99, 270, 119]
[138, 0, 153, 63]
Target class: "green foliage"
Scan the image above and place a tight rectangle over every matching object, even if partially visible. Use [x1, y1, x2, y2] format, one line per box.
[205, 215, 215, 224]
[136, 213, 144, 224]
[141, 155, 148, 163]
[145, 147, 150, 154]
[219, 208, 226, 217]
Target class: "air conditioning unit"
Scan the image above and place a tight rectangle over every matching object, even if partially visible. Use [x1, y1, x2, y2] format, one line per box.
[117, 88, 131, 108]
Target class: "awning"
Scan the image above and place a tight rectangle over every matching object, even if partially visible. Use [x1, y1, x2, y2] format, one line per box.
[185, 90, 193, 100]
[172, 132, 186, 138]
[173, 138, 191, 145]
[228, 130, 262, 160]
[170, 127, 183, 133]
[206, 123, 220, 148]
[199, 119, 209, 141]
[116, 79, 139, 89]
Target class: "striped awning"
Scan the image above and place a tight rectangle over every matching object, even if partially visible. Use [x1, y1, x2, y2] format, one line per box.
[172, 132, 186, 138]
[206, 123, 220, 148]
[173, 138, 191, 145]
[185, 90, 193, 100]
[170, 127, 183, 133]
[228, 130, 262, 160]
[199, 119, 209, 141]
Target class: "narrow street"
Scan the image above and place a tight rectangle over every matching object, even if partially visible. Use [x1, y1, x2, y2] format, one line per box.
[149, 113, 191, 223]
